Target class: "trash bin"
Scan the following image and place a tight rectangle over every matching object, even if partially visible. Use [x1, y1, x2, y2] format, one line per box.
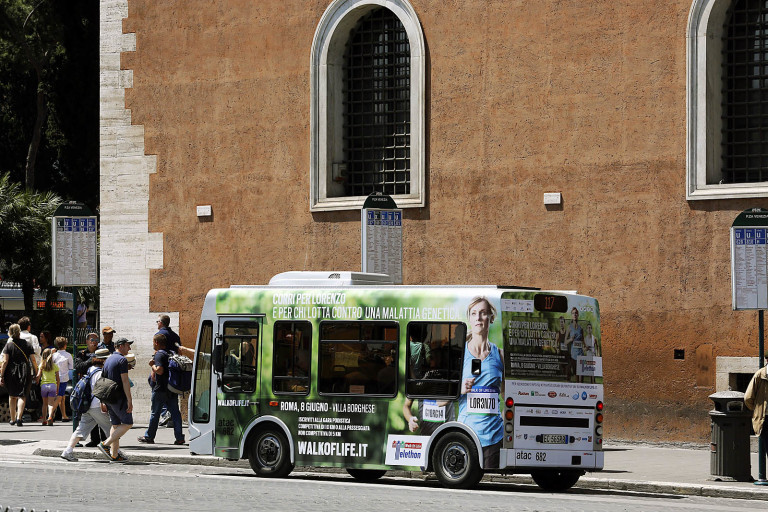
[709, 391, 752, 482]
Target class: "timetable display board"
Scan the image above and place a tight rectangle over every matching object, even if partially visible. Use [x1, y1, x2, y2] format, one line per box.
[731, 208, 768, 310]
[52, 202, 98, 287]
[361, 193, 402, 284]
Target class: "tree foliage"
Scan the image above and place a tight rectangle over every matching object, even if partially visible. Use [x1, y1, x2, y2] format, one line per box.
[0, 0, 98, 208]
[0, 171, 63, 313]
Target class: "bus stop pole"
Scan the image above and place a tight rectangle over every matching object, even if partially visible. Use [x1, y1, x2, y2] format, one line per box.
[760, 310, 765, 482]
[71, 286, 78, 433]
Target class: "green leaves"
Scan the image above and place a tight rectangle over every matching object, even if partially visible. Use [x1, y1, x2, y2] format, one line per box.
[0, 171, 62, 311]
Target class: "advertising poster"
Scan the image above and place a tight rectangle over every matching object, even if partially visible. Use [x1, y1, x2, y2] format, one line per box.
[209, 288, 599, 469]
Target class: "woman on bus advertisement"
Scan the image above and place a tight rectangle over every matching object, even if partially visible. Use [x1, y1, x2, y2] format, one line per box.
[458, 296, 503, 469]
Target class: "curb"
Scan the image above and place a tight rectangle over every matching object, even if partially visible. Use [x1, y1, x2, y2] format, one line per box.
[33, 447, 768, 501]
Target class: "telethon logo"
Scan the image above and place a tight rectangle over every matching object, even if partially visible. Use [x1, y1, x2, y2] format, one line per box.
[392, 440, 422, 461]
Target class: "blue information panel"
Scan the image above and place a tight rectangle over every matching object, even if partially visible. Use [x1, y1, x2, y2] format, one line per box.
[732, 227, 768, 310]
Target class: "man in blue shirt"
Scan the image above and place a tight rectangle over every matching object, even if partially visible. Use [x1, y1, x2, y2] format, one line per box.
[155, 315, 180, 353]
[98, 337, 134, 462]
[137, 334, 185, 445]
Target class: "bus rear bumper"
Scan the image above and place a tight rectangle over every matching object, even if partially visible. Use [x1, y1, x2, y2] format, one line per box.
[501, 448, 604, 470]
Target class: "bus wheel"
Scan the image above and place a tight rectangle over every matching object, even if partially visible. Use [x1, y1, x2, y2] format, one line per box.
[530, 469, 582, 491]
[248, 429, 293, 478]
[432, 432, 483, 489]
[345, 468, 387, 482]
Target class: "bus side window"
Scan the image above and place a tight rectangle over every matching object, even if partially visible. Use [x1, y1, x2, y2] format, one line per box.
[272, 321, 312, 395]
[318, 321, 398, 396]
[221, 323, 259, 393]
[406, 322, 466, 398]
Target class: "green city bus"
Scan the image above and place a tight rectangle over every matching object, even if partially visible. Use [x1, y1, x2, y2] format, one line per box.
[188, 271, 603, 490]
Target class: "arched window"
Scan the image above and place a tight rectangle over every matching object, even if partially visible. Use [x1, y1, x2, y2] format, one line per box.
[311, 0, 425, 211]
[688, 0, 768, 199]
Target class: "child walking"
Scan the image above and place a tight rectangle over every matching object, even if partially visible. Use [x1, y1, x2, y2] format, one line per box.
[52, 337, 74, 421]
[37, 348, 60, 426]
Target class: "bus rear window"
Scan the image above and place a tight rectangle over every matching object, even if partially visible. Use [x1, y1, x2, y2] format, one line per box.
[318, 321, 398, 396]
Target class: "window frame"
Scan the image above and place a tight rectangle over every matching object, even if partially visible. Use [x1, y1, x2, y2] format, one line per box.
[687, 0, 768, 199]
[310, 0, 426, 211]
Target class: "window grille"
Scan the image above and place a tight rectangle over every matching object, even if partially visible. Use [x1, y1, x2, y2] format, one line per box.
[343, 8, 411, 197]
[722, 0, 768, 183]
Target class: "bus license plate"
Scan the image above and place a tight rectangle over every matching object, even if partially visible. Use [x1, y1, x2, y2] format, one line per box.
[542, 434, 567, 444]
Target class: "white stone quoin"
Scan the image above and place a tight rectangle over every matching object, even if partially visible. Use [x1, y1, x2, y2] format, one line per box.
[100, 0, 178, 422]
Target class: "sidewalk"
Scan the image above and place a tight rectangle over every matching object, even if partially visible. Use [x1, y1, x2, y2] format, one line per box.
[1, 422, 767, 500]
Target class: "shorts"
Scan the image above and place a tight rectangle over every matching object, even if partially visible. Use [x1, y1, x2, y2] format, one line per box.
[106, 400, 134, 426]
[41, 383, 58, 398]
[74, 408, 113, 439]
[58, 381, 68, 396]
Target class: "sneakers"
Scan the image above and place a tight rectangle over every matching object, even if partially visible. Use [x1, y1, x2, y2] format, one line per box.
[173, 439, 186, 445]
[97, 442, 112, 460]
[110, 454, 128, 463]
[16, 420, 23, 427]
[60, 451, 78, 462]
[137, 436, 154, 444]
[9, 420, 16, 426]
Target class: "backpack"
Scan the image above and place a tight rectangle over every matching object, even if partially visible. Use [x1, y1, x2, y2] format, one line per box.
[70, 367, 99, 415]
[167, 354, 193, 394]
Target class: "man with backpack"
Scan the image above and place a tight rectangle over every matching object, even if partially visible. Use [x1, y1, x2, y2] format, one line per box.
[137, 333, 185, 445]
[60, 349, 113, 461]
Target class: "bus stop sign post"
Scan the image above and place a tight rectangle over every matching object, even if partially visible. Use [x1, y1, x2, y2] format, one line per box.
[52, 201, 97, 434]
[730, 207, 768, 483]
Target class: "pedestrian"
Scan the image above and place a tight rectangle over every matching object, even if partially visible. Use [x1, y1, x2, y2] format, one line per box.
[75, 332, 104, 446]
[38, 330, 53, 352]
[99, 326, 116, 353]
[98, 337, 134, 463]
[137, 334, 185, 445]
[0, 324, 36, 426]
[52, 336, 74, 421]
[745, 361, 768, 472]
[60, 349, 116, 462]
[18, 316, 40, 358]
[76, 302, 88, 329]
[154, 315, 193, 427]
[36, 347, 59, 426]
[155, 315, 181, 354]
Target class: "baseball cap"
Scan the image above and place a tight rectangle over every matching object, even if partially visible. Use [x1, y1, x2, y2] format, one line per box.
[102, 326, 115, 334]
[114, 337, 133, 347]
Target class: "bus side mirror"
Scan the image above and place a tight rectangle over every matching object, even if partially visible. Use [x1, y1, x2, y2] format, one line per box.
[471, 358, 482, 376]
[213, 338, 224, 373]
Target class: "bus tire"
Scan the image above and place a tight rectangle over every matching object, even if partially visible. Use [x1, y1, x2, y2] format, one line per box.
[530, 469, 582, 491]
[345, 468, 387, 482]
[431, 431, 484, 489]
[247, 428, 293, 478]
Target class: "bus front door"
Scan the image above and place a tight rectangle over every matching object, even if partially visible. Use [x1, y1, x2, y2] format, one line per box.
[214, 317, 263, 460]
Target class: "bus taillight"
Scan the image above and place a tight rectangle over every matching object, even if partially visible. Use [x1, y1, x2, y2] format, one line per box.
[596, 401, 604, 411]
[504, 410, 514, 421]
[505, 397, 514, 408]
[596, 413, 603, 424]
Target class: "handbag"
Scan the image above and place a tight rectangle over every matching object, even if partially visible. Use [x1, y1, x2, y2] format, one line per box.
[92, 375, 122, 405]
